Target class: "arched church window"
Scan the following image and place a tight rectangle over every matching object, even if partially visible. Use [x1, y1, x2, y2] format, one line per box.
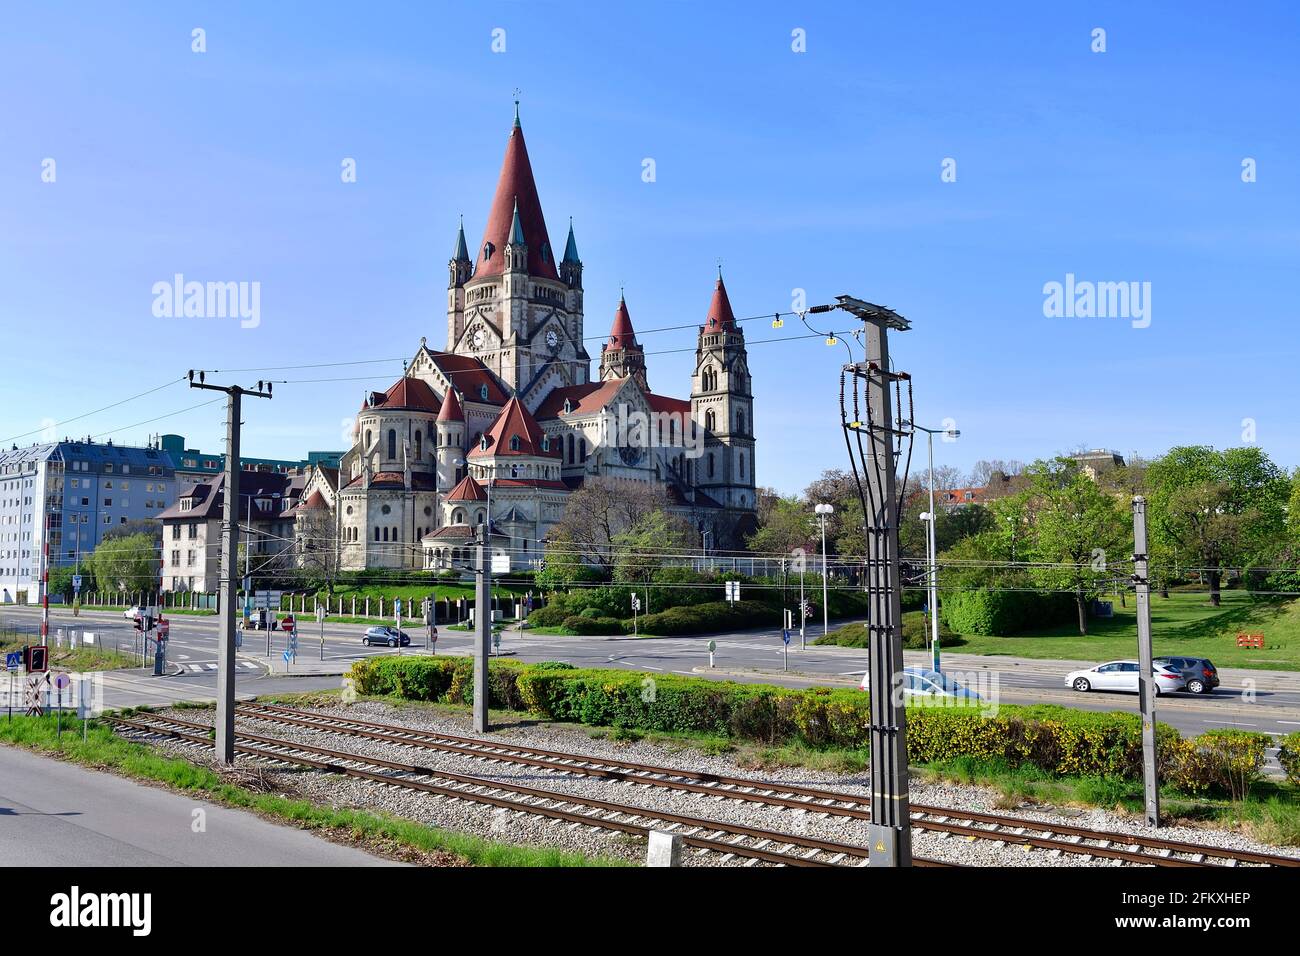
[480, 384, 489, 401]
[364, 429, 372, 450]
[705, 410, 716, 432]
[510, 435, 521, 451]
[374, 527, 380, 542]
[739, 451, 745, 479]
[737, 411, 745, 435]
[708, 453, 715, 478]
[387, 430, 396, 460]
[382, 527, 389, 542]
[567, 434, 574, 463]
[454, 509, 464, 524]
[579, 438, 587, 461]
[414, 432, 422, 460]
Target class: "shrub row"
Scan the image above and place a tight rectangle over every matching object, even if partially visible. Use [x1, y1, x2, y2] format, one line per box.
[1278, 731, 1300, 787]
[348, 656, 1273, 796]
[940, 588, 1075, 636]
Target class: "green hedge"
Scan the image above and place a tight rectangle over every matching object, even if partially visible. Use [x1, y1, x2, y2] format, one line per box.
[561, 615, 625, 636]
[941, 589, 1075, 636]
[635, 599, 777, 636]
[347, 656, 1274, 795]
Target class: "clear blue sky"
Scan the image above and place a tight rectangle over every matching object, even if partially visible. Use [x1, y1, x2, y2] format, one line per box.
[2, 1, 1297, 494]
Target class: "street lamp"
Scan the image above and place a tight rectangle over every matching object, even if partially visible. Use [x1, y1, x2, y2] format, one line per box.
[909, 423, 959, 672]
[814, 503, 834, 635]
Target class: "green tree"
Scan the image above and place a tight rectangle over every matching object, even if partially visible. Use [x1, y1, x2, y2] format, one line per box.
[1146, 446, 1289, 606]
[89, 533, 158, 594]
[613, 510, 693, 588]
[746, 494, 814, 556]
[1016, 459, 1129, 635]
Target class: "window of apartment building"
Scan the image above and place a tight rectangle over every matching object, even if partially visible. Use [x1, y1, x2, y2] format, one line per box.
[103, 498, 112, 507]
[188, 523, 197, 539]
[171, 549, 180, 565]
[104, 463, 113, 474]
[120, 497, 129, 508]
[171, 524, 180, 539]
[104, 480, 112, 489]
[186, 550, 195, 566]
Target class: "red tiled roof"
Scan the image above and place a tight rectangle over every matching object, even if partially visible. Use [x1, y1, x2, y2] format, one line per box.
[437, 387, 464, 423]
[370, 472, 405, 486]
[426, 352, 509, 405]
[300, 490, 327, 510]
[473, 118, 558, 281]
[379, 377, 441, 413]
[468, 396, 561, 459]
[492, 478, 567, 490]
[646, 392, 691, 416]
[704, 276, 736, 332]
[534, 379, 625, 419]
[446, 474, 488, 501]
[607, 296, 636, 349]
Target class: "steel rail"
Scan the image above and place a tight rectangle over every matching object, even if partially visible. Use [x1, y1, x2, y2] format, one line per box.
[106, 714, 948, 868]
[239, 702, 1298, 868]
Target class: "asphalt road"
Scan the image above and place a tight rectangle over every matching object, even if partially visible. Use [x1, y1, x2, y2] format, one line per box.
[0, 745, 399, 866]
[7, 605, 1300, 740]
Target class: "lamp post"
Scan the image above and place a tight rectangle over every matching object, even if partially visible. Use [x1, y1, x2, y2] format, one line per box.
[909, 424, 959, 672]
[815, 503, 834, 635]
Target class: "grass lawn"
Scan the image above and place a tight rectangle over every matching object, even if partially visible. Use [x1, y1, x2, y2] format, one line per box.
[0, 637, 140, 671]
[947, 591, 1300, 671]
[0, 713, 629, 866]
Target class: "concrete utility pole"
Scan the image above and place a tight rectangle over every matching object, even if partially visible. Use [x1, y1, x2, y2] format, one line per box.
[913, 423, 960, 672]
[815, 503, 833, 635]
[188, 370, 273, 764]
[1132, 495, 1160, 827]
[838, 296, 913, 867]
[473, 522, 492, 733]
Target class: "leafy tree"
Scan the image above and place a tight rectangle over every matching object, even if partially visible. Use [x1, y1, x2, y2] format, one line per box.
[1016, 459, 1129, 634]
[89, 533, 158, 594]
[547, 477, 673, 572]
[612, 510, 694, 595]
[746, 494, 814, 556]
[1146, 446, 1289, 606]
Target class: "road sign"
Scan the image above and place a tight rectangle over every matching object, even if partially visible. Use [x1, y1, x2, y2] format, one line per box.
[725, 581, 740, 603]
[156, 619, 170, 640]
[315, 604, 326, 623]
[394, 599, 403, 616]
[253, 590, 284, 610]
[71, 574, 82, 591]
[282, 649, 293, 663]
[54, 672, 70, 690]
[491, 554, 510, 574]
[282, 615, 296, 634]
[631, 595, 640, 612]
[782, 630, 791, 645]
[25, 677, 43, 716]
[5, 651, 21, 671]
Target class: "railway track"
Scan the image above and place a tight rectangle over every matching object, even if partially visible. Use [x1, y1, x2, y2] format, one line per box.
[105, 712, 955, 868]
[230, 702, 1300, 869]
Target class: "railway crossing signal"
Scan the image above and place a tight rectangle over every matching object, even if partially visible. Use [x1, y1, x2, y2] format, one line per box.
[24, 645, 49, 673]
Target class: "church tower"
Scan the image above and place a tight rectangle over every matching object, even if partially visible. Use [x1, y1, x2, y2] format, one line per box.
[690, 274, 756, 522]
[447, 217, 473, 349]
[449, 104, 587, 393]
[598, 294, 647, 388]
[434, 387, 466, 496]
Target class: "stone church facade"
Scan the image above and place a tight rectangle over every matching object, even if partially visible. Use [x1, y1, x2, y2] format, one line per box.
[322, 109, 758, 571]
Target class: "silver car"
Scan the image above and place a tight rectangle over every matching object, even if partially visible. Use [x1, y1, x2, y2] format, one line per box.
[1065, 660, 1185, 696]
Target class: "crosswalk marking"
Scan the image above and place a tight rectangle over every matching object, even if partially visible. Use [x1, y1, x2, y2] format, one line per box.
[185, 661, 261, 673]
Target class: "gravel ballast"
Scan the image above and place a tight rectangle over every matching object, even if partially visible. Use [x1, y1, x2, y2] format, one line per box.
[125, 700, 1300, 868]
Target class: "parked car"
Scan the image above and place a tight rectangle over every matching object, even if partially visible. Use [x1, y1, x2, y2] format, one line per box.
[1065, 660, 1185, 695]
[858, 666, 982, 701]
[1154, 656, 1219, 695]
[363, 626, 411, 648]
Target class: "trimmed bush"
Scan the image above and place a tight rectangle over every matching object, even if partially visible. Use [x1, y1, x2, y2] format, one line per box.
[941, 588, 1074, 636]
[1278, 732, 1300, 787]
[561, 615, 625, 636]
[636, 599, 775, 636]
[1167, 729, 1270, 800]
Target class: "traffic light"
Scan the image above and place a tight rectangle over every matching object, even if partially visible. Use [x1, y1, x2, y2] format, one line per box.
[24, 644, 48, 673]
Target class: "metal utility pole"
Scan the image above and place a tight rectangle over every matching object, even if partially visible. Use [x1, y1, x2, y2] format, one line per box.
[815, 503, 833, 635]
[473, 522, 492, 733]
[836, 295, 914, 867]
[1132, 496, 1160, 828]
[188, 370, 273, 765]
[912, 423, 960, 673]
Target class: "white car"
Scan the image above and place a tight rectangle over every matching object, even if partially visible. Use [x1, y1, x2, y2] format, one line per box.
[1066, 660, 1185, 695]
[124, 605, 144, 621]
[859, 667, 982, 701]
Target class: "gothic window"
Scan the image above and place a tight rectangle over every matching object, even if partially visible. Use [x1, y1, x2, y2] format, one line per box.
[387, 430, 396, 460]
[374, 526, 380, 542]
[737, 410, 745, 435]
[739, 451, 745, 479]
[579, 438, 587, 461]
[454, 509, 464, 524]
[705, 410, 716, 432]
[364, 429, 372, 450]
[479, 434, 489, 451]
[708, 453, 715, 478]
[392, 526, 397, 541]
[382, 527, 388, 542]
[414, 431, 422, 460]
[567, 434, 574, 463]
[510, 435, 521, 451]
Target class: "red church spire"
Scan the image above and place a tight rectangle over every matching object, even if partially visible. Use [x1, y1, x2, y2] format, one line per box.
[475, 108, 558, 280]
[608, 293, 636, 348]
[704, 273, 736, 332]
